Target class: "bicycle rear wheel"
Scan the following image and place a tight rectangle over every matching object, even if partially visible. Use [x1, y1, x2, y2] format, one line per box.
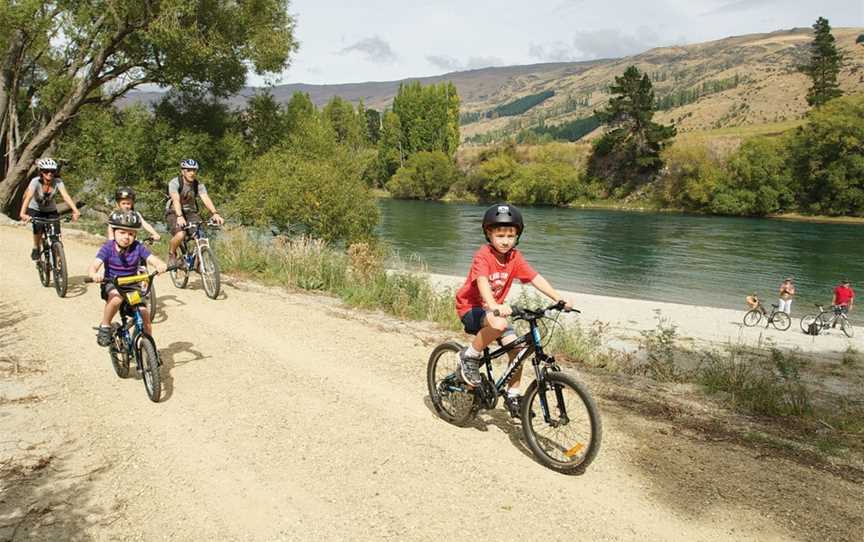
[199, 246, 221, 299]
[427, 342, 479, 426]
[171, 245, 190, 289]
[51, 241, 68, 297]
[38, 245, 51, 287]
[138, 335, 161, 402]
[522, 371, 601, 474]
[841, 316, 854, 338]
[109, 324, 130, 378]
[743, 309, 762, 327]
[771, 311, 791, 331]
[800, 314, 818, 333]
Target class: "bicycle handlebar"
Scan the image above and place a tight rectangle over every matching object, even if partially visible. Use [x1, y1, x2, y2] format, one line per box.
[29, 216, 71, 224]
[493, 301, 580, 319]
[84, 264, 181, 285]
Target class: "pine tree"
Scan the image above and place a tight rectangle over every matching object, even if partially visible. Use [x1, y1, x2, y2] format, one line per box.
[589, 65, 675, 191]
[801, 17, 844, 107]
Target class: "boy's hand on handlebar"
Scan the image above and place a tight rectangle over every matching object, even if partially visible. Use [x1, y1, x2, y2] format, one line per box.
[20, 213, 31, 223]
[211, 213, 224, 225]
[491, 304, 512, 317]
[90, 270, 104, 284]
[177, 215, 187, 228]
[71, 209, 80, 222]
[155, 262, 168, 274]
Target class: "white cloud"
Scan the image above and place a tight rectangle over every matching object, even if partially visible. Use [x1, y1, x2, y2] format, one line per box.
[338, 36, 397, 64]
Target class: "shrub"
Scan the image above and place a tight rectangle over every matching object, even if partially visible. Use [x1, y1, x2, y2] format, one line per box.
[386, 151, 459, 200]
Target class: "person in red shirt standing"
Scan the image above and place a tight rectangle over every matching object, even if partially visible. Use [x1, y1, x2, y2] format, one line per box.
[454, 203, 571, 417]
[833, 278, 855, 313]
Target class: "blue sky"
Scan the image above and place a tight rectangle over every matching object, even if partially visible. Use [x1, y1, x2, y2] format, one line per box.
[249, 0, 864, 85]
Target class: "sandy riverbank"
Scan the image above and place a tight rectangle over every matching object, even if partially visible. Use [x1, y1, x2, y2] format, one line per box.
[427, 272, 860, 357]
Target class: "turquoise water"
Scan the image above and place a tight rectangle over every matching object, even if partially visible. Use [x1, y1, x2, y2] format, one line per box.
[377, 199, 864, 311]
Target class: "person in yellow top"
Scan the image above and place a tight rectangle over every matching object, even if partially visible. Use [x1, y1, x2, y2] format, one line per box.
[778, 277, 795, 315]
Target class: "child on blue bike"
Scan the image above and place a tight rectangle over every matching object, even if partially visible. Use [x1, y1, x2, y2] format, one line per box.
[455, 203, 571, 416]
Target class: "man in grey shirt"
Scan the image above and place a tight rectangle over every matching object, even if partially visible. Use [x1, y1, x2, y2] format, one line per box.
[165, 159, 224, 266]
[19, 158, 81, 260]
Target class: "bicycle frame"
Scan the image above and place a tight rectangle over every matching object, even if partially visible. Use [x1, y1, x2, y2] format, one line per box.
[180, 223, 211, 271]
[114, 278, 155, 372]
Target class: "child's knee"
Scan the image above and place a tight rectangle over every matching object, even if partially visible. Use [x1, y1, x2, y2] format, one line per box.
[488, 315, 509, 332]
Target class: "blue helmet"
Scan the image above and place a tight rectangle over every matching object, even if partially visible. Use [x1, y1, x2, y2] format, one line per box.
[180, 158, 199, 170]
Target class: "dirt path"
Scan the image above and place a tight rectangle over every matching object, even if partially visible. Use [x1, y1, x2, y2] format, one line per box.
[0, 224, 861, 541]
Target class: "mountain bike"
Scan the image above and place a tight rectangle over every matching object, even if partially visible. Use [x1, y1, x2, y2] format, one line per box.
[427, 301, 602, 474]
[31, 216, 69, 298]
[800, 304, 854, 338]
[140, 238, 158, 316]
[85, 267, 177, 402]
[743, 302, 791, 331]
[170, 219, 221, 299]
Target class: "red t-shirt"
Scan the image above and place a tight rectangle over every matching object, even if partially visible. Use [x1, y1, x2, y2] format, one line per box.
[834, 285, 855, 305]
[455, 245, 538, 317]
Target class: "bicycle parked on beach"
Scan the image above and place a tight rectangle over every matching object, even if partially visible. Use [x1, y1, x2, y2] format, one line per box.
[170, 219, 221, 299]
[86, 267, 177, 402]
[427, 301, 601, 474]
[31, 216, 69, 298]
[743, 302, 791, 331]
[800, 304, 854, 338]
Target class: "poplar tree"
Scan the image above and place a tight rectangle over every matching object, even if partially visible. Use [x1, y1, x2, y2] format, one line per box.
[801, 17, 844, 108]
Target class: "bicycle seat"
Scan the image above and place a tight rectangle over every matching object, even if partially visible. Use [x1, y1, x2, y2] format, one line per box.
[771, 303, 779, 308]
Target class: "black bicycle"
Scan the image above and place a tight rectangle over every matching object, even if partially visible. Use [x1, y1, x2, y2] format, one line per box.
[86, 267, 177, 402]
[800, 304, 854, 338]
[170, 219, 221, 299]
[31, 216, 69, 297]
[743, 302, 791, 331]
[427, 302, 602, 474]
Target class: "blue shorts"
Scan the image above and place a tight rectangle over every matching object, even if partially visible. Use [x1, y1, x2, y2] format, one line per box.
[460, 307, 516, 337]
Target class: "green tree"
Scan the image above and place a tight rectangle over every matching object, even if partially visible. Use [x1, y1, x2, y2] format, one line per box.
[322, 96, 364, 150]
[790, 94, 864, 215]
[800, 17, 844, 108]
[386, 151, 458, 200]
[0, 0, 298, 215]
[589, 65, 676, 192]
[712, 138, 793, 216]
[377, 111, 404, 184]
[366, 109, 382, 144]
[284, 91, 317, 134]
[391, 81, 460, 157]
[242, 90, 288, 156]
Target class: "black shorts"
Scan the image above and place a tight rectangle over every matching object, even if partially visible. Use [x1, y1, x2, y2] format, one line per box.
[100, 282, 145, 302]
[460, 307, 516, 337]
[166, 210, 202, 234]
[28, 210, 60, 235]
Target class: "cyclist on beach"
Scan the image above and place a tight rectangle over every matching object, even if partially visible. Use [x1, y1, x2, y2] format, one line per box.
[107, 187, 161, 241]
[833, 278, 855, 314]
[778, 277, 795, 315]
[454, 203, 571, 417]
[165, 159, 224, 266]
[18, 158, 80, 259]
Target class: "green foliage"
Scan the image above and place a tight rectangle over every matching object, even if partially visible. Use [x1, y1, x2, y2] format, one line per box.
[386, 151, 459, 200]
[655, 75, 746, 110]
[377, 112, 404, 184]
[365, 109, 382, 144]
[241, 90, 289, 156]
[657, 142, 725, 211]
[712, 137, 793, 215]
[231, 116, 379, 243]
[517, 115, 601, 143]
[322, 96, 367, 150]
[801, 17, 844, 108]
[789, 94, 864, 215]
[492, 90, 555, 117]
[590, 65, 676, 191]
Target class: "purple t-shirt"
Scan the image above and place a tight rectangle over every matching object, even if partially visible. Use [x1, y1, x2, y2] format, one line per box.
[96, 240, 151, 280]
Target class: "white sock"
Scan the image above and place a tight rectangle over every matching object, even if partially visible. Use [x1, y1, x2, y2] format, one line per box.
[465, 345, 481, 358]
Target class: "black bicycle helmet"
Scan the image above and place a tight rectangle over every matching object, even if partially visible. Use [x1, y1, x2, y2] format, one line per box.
[107, 209, 142, 231]
[115, 186, 136, 202]
[482, 203, 524, 243]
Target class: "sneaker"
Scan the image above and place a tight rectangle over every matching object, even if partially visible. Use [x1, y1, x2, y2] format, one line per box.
[30, 248, 39, 260]
[96, 325, 113, 347]
[504, 394, 522, 419]
[458, 348, 483, 387]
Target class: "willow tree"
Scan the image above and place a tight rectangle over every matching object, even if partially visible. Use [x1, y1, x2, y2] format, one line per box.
[0, 0, 298, 215]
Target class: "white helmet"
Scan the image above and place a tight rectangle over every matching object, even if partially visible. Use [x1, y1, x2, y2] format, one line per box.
[180, 158, 199, 170]
[36, 158, 58, 171]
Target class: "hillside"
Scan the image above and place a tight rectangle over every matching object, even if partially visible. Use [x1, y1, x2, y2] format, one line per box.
[122, 27, 864, 141]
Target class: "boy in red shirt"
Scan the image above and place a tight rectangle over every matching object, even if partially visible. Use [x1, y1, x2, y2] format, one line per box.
[455, 204, 571, 416]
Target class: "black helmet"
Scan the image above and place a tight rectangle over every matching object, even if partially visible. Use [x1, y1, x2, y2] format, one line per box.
[482, 203, 524, 242]
[107, 209, 142, 231]
[115, 186, 136, 202]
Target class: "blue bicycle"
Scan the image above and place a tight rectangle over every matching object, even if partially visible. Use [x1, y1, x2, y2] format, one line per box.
[170, 219, 221, 299]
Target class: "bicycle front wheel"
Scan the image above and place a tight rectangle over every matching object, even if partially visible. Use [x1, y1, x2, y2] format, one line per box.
[841, 316, 854, 338]
[771, 311, 791, 331]
[743, 309, 762, 327]
[51, 241, 68, 297]
[199, 246, 221, 299]
[146, 280, 157, 318]
[138, 335, 161, 403]
[522, 371, 601, 474]
[427, 342, 479, 426]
